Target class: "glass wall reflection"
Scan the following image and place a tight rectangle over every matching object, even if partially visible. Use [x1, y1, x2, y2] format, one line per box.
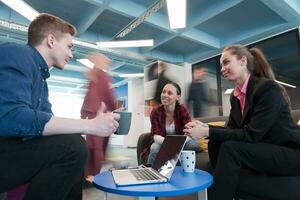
[192, 28, 300, 117]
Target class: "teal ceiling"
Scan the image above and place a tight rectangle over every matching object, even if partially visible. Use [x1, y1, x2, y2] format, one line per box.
[0, 0, 299, 95]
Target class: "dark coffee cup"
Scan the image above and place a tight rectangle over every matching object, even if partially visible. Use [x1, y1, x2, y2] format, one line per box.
[114, 111, 132, 135]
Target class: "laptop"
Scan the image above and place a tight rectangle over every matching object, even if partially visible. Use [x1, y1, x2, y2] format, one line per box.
[111, 135, 187, 186]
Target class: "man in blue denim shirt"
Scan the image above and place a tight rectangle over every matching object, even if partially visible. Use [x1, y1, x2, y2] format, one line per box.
[0, 13, 120, 200]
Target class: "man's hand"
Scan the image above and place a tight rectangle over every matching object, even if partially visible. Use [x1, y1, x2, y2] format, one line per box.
[183, 120, 209, 140]
[85, 102, 120, 136]
[43, 102, 119, 136]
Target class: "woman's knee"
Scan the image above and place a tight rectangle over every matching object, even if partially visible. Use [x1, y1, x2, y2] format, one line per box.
[150, 143, 161, 153]
[184, 140, 200, 151]
[219, 141, 244, 156]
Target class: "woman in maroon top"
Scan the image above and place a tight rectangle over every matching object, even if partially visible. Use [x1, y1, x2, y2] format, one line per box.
[147, 82, 200, 165]
[81, 53, 116, 183]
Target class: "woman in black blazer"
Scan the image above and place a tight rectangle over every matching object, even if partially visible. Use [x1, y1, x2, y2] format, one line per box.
[184, 44, 300, 200]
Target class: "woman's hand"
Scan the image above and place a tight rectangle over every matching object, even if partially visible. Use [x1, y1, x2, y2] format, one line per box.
[183, 120, 209, 140]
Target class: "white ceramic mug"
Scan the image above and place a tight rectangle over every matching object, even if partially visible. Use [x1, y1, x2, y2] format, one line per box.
[180, 150, 196, 173]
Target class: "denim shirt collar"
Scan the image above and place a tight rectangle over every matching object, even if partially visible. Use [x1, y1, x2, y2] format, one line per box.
[28, 44, 50, 79]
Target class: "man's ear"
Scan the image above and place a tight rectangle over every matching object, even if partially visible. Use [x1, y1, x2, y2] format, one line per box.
[46, 34, 55, 48]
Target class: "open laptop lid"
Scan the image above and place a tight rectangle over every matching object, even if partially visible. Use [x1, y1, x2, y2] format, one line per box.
[152, 135, 187, 179]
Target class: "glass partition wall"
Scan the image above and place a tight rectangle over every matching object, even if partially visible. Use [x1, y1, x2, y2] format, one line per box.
[192, 28, 300, 117]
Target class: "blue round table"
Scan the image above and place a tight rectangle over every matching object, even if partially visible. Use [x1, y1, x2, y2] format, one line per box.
[93, 167, 213, 200]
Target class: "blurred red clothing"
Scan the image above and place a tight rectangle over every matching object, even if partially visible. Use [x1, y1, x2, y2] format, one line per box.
[81, 68, 116, 176]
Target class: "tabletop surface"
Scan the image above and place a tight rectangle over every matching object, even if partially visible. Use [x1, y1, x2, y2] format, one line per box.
[93, 167, 213, 197]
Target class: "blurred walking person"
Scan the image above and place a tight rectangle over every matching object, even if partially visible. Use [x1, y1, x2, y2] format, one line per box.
[187, 67, 209, 118]
[81, 53, 116, 183]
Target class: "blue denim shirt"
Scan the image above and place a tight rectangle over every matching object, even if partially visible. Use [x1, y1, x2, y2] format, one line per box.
[0, 42, 52, 138]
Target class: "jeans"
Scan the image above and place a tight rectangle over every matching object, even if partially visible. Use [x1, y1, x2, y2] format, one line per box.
[0, 134, 88, 200]
[147, 138, 200, 165]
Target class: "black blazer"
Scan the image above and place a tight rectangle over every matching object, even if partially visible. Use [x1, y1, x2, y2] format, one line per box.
[209, 76, 300, 147]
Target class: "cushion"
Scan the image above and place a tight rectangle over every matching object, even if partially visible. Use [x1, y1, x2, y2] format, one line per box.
[197, 121, 226, 152]
[207, 121, 226, 127]
[198, 138, 209, 152]
[297, 119, 300, 125]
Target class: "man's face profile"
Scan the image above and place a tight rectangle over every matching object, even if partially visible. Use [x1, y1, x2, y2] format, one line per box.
[50, 33, 74, 70]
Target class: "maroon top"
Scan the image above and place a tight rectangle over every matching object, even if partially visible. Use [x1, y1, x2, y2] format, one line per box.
[81, 68, 116, 176]
[150, 104, 191, 137]
[141, 104, 191, 162]
[81, 68, 116, 120]
[81, 68, 116, 149]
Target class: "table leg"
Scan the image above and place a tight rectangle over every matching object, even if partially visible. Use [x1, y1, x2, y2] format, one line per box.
[138, 197, 155, 200]
[103, 192, 107, 200]
[198, 189, 207, 200]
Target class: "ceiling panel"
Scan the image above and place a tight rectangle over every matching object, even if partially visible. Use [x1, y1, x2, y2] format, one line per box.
[89, 9, 133, 39]
[157, 36, 215, 55]
[195, 0, 286, 39]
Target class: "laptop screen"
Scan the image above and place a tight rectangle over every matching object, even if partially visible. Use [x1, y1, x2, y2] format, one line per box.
[152, 135, 187, 178]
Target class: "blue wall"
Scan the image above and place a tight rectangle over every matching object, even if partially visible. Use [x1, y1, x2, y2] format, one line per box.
[114, 84, 128, 109]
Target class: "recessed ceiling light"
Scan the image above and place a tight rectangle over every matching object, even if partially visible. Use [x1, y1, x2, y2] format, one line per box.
[77, 59, 94, 69]
[166, 0, 186, 29]
[96, 39, 154, 48]
[118, 73, 144, 78]
[1, 0, 39, 21]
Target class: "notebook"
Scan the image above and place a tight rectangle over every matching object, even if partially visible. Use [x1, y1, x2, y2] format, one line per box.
[111, 135, 187, 186]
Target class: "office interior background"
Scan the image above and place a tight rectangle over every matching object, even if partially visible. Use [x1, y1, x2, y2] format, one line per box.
[0, 0, 299, 147]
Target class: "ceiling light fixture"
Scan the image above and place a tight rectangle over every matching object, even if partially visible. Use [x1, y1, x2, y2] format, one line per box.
[166, 0, 186, 29]
[1, 0, 39, 21]
[118, 73, 144, 78]
[77, 59, 94, 69]
[96, 39, 154, 48]
[275, 80, 296, 88]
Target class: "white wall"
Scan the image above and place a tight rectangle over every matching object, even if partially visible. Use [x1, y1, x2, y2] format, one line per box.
[49, 92, 83, 118]
[184, 62, 192, 102]
[164, 63, 187, 103]
[123, 78, 145, 147]
[144, 79, 158, 100]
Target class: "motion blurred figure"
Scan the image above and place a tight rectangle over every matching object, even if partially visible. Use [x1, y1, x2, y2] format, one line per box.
[153, 62, 172, 105]
[187, 67, 209, 118]
[81, 53, 116, 183]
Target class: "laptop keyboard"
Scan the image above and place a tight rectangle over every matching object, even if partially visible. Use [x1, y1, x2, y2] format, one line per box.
[130, 168, 162, 181]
